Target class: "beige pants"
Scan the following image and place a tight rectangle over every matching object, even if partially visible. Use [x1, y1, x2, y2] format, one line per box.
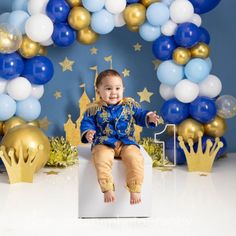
[92, 142, 144, 193]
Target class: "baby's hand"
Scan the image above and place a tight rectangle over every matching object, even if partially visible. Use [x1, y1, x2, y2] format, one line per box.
[85, 130, 96, 143]
[147, 112, 161, 126]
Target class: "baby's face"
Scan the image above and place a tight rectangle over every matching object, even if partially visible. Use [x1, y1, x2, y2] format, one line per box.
[97, 76, 124, 105]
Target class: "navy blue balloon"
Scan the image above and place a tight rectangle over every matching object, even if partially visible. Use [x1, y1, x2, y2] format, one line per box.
[52, 23, 76, 47]
[160, 98, 189, 124]
[198, 26, 210, 44]
[0, 52, 24, 80]
[189, 0, 221, 14]
[46, 0, 70, 23]
[152, 36, 177, 61]
[126, 0, 139, 3]
[166, 138, 187, 165]
[189, 97, 217, 123]
[22, 56, 54, 85]
[174, 22, 200, 48]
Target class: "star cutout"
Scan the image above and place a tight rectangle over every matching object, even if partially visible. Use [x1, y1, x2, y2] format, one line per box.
[44, 171, 59, 175]
[38, 116, 51, 131]
[54, 91, 62, 99]
[122, 68, 130, 77]
[152, 59, 162, 70]
[59, 57, 75, 72]
[137, 87, 154, 103]
[133, 43, 142, 51]
[90, 47, 98, 55]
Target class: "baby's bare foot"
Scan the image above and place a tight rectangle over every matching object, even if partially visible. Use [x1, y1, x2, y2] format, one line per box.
[104, 190, 116, 203]
[130, 192, 141, 205]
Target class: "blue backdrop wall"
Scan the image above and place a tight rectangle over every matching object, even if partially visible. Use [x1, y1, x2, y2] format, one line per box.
[1, 1, 236, 151]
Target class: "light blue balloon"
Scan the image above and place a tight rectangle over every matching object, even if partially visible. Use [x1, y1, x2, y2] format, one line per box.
[16, 97, 41, 121]
[139, 21, 161, 42]
[8, 10, 29, 34]
[146, 3, 169, 26]
[161, 0, 174, 6]
[184, 58, 211, 83]
[0, 94, 16, 121]
[0, 13, 10, 23]
[205, 57, 212, 71]
[91, 9, 114, 35]
[12, 0, 28, 12]
[157, 60, 184, 86]
[82, 0, 105, 12]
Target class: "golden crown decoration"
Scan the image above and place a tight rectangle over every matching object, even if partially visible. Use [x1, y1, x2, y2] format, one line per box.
[178, 131, 224, 172]
[0, 144, 44, 184]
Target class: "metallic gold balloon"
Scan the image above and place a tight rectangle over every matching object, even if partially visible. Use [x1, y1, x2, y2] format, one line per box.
[66, 0, 81, 7]
[27, 120, 40, 127]
[127, 25, 139, 32]
[1, 124, 50, 172]
[0, 23, 22, 53]
[18, 35, 40, 58]
[190, 42, 210, 59]
[173, 47, 191, 65]
[0, 121, 3, 136]
[167, 125, 178, 136]
[123, 3, 146, 27]
[204, 116, 227, 137]
[38, 45, 47, 56]
[2, 116, 26, 135]
[77, 27, 99, 45]
[141, 0, 160, 7]
[68, 6, 90, 30]
[177, 119, 204, 143]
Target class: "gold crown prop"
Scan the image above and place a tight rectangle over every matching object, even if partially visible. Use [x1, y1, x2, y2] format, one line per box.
[178, 132, 223, 172]
[0, 144, 44, 184]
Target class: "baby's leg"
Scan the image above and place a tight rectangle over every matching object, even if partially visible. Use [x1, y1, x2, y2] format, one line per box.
[92, 145, 116, 203]
[120, 145, 144, 205]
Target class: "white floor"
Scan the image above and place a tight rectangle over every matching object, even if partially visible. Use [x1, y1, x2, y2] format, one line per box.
[0, 154, 235, 236]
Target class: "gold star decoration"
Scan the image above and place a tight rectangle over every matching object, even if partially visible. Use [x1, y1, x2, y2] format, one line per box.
[90, 47, 98, 55]
[122, 68, 130, 77]
[38, 116, 51, 131]
[133, 43, 142, 51]
[152, 59, 162, 70]
[59, 57, 75, 72]
[44, 171, 59, 175]
[137, 87, 154, 103]
[54, 91, 62, 99]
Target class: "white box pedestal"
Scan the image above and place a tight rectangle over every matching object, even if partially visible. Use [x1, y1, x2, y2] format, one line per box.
[78, 144, 152, 218]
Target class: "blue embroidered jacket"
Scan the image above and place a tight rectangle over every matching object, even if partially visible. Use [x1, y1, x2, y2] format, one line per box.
[80, 97, 155, 148]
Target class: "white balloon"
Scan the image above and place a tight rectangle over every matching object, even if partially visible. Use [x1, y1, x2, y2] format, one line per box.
[198, 74, 222, 98]
[114, 12, 125, 27]
[159, 83, 175, 100]
[40, 37, 53, 46]
[189, 13, 202, 27]
[25, 13, 53, 43]
[161, 20, 177, 36]
[31, 84, 44, 99]
[28, 0, 49, 15]
[105, 0, 126, 14]
[6, 77, 32, 101]
[174, 79, 199, 103]
[0, 78, 8, 94]
[170, 0, 194, 24]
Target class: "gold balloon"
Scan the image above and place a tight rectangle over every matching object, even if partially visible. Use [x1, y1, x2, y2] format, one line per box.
[0, 23, 22, 53]
[141, 0, 160, 7]
[2, 116, 26, 135]
[0, 121, 3, 136]
[190, 42, 210, 58]
[167, 125, 178, 136]
[66, 0, 81, 7]
[38, 45, 47, 56]
[18, 35, 40, 58]
[204, 116, 227, 137]
[123, 3, 146, 26]
[1, 125, 50, 172]
[177, 119, 204, 143]
[173, 47, 191, 65]
[68, 6, 90, 30]
[127, 25, 139, 32]
[27, 120, 40, 127]
[77, 27, 99, 45]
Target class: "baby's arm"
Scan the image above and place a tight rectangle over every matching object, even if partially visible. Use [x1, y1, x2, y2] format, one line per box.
[80, 112, 96, 143]
[146, 111, 163, 126]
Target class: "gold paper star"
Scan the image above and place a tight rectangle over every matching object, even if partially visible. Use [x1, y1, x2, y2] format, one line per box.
[54, 91, 62, 99]
[137, 87, 154, 103]
[152, 59, 161, 70]
[44, 171, 59, 175]
[133, 43, 142, 51]
[59, 57, 75, 72]
[38, 116, 51, 131]
[122, 68, 130, 77]
[90, 47, 98, 55]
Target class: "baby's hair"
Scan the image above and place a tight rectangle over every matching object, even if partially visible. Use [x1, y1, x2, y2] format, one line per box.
[96, 69, 122, 88]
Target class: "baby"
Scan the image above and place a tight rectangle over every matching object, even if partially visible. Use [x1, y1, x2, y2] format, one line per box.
[80, 69, 161, 204]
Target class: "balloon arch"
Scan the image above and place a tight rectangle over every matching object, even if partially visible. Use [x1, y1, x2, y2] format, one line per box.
[0, 0, 235, 163]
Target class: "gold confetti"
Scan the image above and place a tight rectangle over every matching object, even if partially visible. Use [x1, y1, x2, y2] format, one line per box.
[44, 171, 59, 175]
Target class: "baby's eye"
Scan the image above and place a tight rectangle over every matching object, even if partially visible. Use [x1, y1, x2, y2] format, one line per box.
[116, 87, 120, 90]
[106, 88, 111, 90]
